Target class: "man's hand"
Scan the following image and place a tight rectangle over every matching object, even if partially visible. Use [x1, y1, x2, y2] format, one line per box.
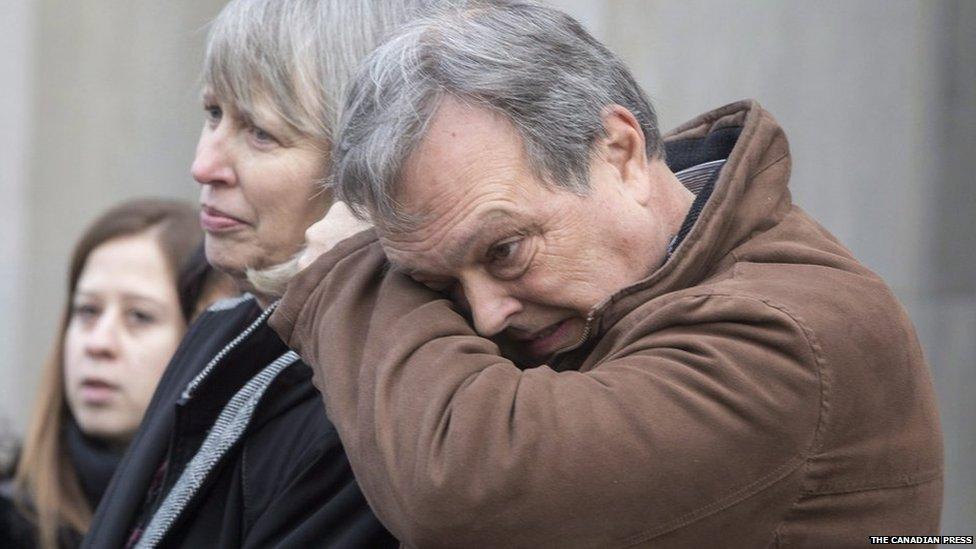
[299, 202, 373, 271]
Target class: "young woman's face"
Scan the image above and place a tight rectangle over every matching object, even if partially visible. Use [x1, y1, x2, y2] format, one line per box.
[63, 232, 185, 445]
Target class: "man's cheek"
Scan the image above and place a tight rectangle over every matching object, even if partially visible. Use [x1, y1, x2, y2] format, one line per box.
[449, 285, 470, 313]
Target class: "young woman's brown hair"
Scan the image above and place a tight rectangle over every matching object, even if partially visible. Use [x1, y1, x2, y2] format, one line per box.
[11, 198, 230, 548]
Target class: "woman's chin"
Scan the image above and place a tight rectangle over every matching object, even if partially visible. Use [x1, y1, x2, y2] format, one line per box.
[74, 410, 134, 444]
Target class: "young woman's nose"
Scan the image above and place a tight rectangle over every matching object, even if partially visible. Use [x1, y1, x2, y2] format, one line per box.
[84, 311, 121, 360]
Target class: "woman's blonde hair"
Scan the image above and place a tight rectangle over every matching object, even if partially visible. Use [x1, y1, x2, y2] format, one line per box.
[202, 0, 441, 147]
[198, 0, 446, 298]
[13, 198, 205, 548]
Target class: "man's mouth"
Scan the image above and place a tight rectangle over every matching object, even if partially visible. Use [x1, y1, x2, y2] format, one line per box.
[529, 321, 564, 341]
[512, 319, 576, 359]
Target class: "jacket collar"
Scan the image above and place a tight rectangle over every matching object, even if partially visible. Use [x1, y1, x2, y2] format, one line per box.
[584, 99, 793, 338]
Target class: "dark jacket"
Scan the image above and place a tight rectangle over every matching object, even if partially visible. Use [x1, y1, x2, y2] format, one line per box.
[0, 434, 31, 548]
[1, 408, 122, 549]
[271, 100, 943, 547]
[1, 479, 37, 549]
[83, 295, 396, 548]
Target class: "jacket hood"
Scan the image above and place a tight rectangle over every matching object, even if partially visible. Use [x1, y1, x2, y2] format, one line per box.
[589, 99, 793, 335]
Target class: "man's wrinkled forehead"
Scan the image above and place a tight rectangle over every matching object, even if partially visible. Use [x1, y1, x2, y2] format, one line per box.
[376, 215, 464, 277]
[379, 205, 523, 281]
[371, 98, 540, 263]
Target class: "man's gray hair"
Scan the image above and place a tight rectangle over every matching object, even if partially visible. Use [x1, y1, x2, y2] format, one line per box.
[203, 0, 443, 146]
[333, 0, 664, 226]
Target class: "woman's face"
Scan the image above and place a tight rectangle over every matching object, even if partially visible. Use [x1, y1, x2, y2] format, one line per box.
[63, 232, 185, 445]
[191, 91, 330, 281]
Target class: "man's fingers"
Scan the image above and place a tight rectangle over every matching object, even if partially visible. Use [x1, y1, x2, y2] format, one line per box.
[298, 202, 373, 272]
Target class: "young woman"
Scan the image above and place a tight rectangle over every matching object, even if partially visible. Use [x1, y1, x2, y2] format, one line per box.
[0, 198, 236, 549]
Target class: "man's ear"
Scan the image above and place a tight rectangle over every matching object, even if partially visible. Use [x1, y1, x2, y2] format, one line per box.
[598, 105, 652, 205]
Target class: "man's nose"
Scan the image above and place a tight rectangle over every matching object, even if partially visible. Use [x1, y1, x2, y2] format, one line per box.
[191, 128, 236, 187]
[84, 312, 120, 360]
[461, 276, 521, 337]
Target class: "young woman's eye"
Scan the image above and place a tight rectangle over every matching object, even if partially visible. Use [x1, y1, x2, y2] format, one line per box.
[72, 303, 100, 321]
[126, 309, 157, 326]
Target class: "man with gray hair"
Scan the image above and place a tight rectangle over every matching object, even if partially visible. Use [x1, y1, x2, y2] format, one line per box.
[273, 1, 943, 546]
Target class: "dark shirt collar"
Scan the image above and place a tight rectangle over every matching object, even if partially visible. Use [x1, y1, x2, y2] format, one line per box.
[667, 159, 726, 259]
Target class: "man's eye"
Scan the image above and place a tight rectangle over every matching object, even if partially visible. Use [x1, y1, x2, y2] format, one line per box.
[487, 238, 521, 263]
[485, 236, 532, 280]
[422, 280, 455, 293]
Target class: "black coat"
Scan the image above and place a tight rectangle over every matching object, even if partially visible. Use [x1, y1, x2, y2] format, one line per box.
[1, 386, 122, 549]
[1, 482, 38, 549]
[82, 296, 395, 548]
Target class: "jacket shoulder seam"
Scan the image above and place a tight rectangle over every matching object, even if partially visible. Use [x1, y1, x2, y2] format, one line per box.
[617, 291, 830, 545]
[620, 289, 831, 456]
[678, 290, 831, 456]
[622, 454, 806, 546]
[696, 285, 833, 549]
[803, 466, 943, 496]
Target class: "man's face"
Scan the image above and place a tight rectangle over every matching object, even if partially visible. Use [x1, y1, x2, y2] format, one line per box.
[380, 100, 667, 361]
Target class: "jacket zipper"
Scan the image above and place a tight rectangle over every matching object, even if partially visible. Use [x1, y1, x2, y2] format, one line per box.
[546, 306, 600, 365]
[180, 297, 278, 403]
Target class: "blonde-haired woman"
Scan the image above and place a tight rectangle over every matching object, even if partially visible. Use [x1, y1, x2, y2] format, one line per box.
[83, 1, 450, 548]
[0, 198, 235, 548]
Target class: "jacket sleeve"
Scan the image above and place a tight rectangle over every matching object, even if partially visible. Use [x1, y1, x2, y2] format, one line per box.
[270, 232, 825, 548]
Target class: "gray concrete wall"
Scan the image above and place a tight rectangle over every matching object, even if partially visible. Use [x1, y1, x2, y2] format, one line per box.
[0, 0, 225, 431]
[0, 0, 34, 436]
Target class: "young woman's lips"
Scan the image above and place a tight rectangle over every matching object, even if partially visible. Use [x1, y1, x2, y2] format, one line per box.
[79, 379, 119, 405]
[200, 206, 247, 232]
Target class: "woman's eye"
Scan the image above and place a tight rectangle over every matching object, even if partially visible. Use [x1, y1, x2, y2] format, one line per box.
[126, 309, 157, 326]
[204, 104, 222, 124]
[72, 303, 100, 320]
[250, 126, 277, 145]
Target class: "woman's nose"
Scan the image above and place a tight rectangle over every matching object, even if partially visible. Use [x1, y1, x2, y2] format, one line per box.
[84, 312, 120, 360]
[191, 128, 236, 187]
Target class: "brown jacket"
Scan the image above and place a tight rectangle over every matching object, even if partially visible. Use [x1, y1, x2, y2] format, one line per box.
[271, 100, 943, 548]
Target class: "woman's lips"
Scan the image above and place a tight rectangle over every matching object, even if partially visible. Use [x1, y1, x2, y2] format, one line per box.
[79, 379, 119, 405]
[200, 206, 247, 232]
